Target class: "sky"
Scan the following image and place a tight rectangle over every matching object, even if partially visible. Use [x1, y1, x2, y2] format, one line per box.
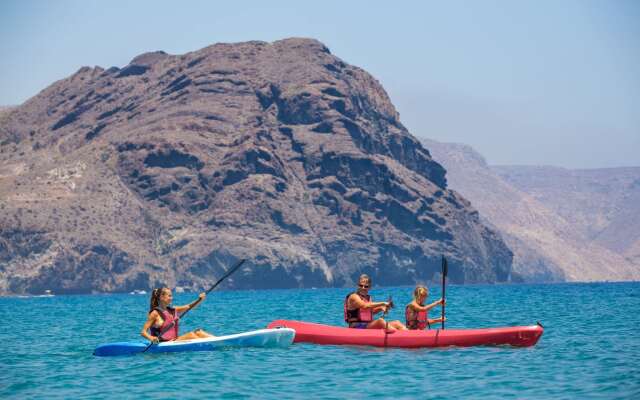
[1, 0, 638, 168]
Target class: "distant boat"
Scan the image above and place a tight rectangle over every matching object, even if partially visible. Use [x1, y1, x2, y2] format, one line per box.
[14, 290, 55, 298]
[129, 289, 147, 295]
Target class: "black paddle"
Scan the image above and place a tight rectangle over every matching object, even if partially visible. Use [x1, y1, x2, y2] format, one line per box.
[142, 258, 247, 353]
[441, 255, 448, 330]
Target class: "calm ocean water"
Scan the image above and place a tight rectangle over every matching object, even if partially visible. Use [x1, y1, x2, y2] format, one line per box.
[1, 282, 639, 399]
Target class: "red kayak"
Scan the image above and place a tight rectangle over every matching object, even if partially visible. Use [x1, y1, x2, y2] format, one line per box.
[267, 320, 544, 348]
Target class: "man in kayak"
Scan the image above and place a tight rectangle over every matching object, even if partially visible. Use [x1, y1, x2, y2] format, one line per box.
[344, 274, 407, 331]
[141, 287, 215, 343]
[405, 286, 445, 330]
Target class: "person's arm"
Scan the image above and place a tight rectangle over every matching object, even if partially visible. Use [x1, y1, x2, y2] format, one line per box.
[372, 305, 388, 314]
[175, 292, 206, 313]
[141, 311, 160, 343]
[415, 298, 444, 312]
[428, 317, 446, 324]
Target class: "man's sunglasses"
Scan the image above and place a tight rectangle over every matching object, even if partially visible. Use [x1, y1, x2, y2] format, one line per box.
[358, 284, 370, 289]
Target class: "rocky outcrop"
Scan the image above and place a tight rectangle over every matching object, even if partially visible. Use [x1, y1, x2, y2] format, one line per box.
[0, 38, 512, 295]
[422, 138, 640, 282]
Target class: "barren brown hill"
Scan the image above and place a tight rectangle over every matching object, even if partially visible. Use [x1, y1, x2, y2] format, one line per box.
[0, 38, 512, 295]
[423, 138, 640, 282]
[494, 166, 640, 269]
[0, 106, 15, 119]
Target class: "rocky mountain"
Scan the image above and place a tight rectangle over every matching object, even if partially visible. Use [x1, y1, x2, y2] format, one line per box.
[422, 138, 640, 282]
[0, 38, 512, 295]
[0, 106, 15, 118]
[494, 166, 640, 268]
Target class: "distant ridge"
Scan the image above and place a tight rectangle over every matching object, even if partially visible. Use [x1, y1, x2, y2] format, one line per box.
[422, 138, 640, 282]
[494, 165, 640, 269]
[0, 106, 16, 115]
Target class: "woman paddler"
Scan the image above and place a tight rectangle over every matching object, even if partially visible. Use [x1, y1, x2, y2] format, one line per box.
[405, 286, 445, 330]
[344, 274, 407, 331]
[141, 287, 215, 343]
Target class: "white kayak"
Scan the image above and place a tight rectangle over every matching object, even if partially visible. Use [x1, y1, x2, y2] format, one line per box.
[93, 328, 296, 357]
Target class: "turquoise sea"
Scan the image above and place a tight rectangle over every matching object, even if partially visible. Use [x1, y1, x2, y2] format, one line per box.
[1, 282, 639, 399]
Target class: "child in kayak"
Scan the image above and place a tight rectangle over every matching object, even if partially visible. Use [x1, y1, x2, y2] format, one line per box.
[344, 274, 407, 331]
[405, 286, 445, 330]
[141, 287, 215, 343]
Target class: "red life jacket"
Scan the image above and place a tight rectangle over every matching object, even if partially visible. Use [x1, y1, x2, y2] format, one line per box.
[405, 304, 428, 330]
[150, 307, 179, 341]
[344, 292, 373, 323]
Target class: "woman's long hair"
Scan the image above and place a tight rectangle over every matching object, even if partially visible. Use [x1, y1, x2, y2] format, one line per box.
[149, 288, 167, 313]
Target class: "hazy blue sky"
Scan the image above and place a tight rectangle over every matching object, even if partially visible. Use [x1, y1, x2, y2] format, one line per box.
[1, 0, 638, 168]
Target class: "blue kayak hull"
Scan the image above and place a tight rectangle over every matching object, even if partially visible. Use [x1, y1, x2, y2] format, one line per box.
[93, 328, 295, 357]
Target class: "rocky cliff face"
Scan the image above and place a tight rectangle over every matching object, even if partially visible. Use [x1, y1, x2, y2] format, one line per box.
[422, 138, 640, 282]
[0, 38, 512, 295]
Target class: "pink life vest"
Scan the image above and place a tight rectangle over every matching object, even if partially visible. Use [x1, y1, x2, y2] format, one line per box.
[344, 292, 373, 323]
[150, 307, 179, 341]
[405, 305, 428, 330]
